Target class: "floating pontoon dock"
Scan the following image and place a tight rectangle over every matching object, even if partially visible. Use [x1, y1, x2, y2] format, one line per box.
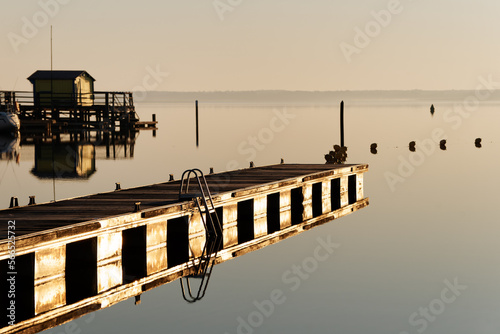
[0, 163, 368, 334]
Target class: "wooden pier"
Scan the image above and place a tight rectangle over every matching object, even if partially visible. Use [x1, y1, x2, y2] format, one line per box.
[0, 163, 368, 334]
[0, 90, 157, 133]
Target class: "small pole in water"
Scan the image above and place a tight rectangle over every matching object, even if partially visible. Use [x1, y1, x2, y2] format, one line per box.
[340, 101, 345, 148]
[152, 114, 157, 137]
[195, 100, 199, 147]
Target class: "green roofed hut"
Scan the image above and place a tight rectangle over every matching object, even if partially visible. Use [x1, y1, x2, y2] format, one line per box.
[27, 70, 95, 108]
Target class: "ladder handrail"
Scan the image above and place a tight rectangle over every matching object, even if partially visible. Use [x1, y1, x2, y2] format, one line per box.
[178, 168, 223, 302]
[179, 168, 221, 235]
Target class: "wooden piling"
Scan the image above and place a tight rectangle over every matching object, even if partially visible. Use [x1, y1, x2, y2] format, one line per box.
[340, 101, 345, 147]
[195, 100, 199, 147]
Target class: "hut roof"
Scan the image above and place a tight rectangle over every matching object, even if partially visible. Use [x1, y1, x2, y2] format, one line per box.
[27, 70, 95, 83]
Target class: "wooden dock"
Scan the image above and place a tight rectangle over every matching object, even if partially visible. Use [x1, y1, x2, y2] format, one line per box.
[0, 91, 157, 133]
[0, 163, 368, 334]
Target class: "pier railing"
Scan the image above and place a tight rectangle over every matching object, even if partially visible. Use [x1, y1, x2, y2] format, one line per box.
[0, 91, 134, 109]
[0, 91, 33, 110]
[93, 91, 134, 109]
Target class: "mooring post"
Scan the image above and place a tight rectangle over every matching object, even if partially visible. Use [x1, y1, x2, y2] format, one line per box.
[29, 196, 36, 205]
[195, 100, 199, 147]
[9, 197, 19, 208]
[134, 202, 141, 213]
[152, 114, 157, 137]
[340, 101, 345, 148]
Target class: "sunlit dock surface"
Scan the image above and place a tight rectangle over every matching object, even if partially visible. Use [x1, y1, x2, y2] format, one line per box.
[0, 163, 368, 334]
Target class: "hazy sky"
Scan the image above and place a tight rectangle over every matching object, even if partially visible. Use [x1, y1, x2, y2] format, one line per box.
[1, 0, 500, 91]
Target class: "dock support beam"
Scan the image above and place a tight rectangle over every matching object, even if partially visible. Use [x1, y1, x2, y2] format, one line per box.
[302, 184, 313, 221]
[189, 212, 207, 259]
[253, 196, 268, 238]
[146, 221, 168, 275]
[35, 246, 66, 315]
[322, 181, 332, 215]
[223, 204, 238, 248]
[97, 233, 122, 293]
[340, 175, 349, 208]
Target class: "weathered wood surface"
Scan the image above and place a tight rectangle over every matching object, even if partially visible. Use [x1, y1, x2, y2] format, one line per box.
[0, 164, 366, 240]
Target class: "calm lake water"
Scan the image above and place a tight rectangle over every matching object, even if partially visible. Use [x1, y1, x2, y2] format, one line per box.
[2, 92, 500, 334]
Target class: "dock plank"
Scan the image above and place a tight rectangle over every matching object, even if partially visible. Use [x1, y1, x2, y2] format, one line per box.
[0, 164, 363, 239]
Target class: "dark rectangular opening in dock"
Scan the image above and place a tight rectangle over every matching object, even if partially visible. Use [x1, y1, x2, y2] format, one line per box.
[66, 238, 97, 304]
[0, 253, 35, 326]
[291, 187, 304, 225]
[267, 193, 281, 234]
[209, 207, 224, 252]
[122, 226, 147, 283]
[237, 199, 254, 244]
[312, 182, 323, 218]
[15, 253, 35, 323]
[348, 175, 357, 205]
[167, 217, 189, 268]
[331, 178, 341, 211]
[0, 259, 8, 327]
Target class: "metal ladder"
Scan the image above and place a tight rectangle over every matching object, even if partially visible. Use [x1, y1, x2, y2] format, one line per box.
[178, 168, 222, 302]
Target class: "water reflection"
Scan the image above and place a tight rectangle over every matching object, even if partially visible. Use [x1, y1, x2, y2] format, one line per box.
[0, 134, 20, 163]
[18, 130, 140, 180]
[180, 235, 221, 303]
[32, 143, 96, 179]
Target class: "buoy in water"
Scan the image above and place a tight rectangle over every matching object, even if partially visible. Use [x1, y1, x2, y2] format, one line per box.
[475, 138, 482, 148]
[409, 141, 416, 152]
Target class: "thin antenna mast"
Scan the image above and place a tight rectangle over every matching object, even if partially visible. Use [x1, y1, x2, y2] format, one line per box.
[51, 25, 53, 71]
[50, 25, 56, 202]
